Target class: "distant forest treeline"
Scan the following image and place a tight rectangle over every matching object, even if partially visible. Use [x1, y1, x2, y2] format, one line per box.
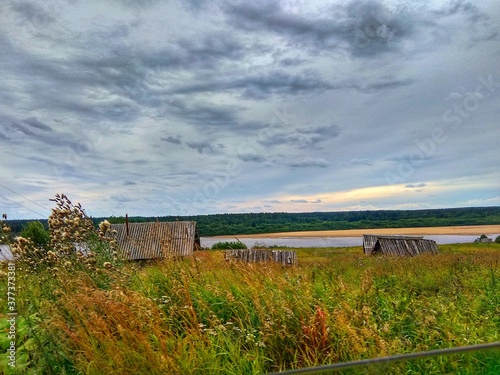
[6, 207, 500, 237]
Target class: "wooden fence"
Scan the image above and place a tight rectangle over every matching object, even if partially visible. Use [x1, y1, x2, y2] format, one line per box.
[225, 249, 298, 266]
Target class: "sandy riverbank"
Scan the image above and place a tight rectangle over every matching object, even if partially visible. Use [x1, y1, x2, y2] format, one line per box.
[225, 225, 500, 239]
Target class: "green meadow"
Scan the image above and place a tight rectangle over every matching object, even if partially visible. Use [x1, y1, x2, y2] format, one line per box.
[1, 240, 500, 374]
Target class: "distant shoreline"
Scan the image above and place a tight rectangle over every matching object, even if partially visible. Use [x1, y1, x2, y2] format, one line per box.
[214, 225, 500, 239]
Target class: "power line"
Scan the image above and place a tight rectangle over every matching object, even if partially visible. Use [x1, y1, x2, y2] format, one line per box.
[266, 342, 500, 374]
[0, 184, 51, 212]
[0, 194, 47, 218]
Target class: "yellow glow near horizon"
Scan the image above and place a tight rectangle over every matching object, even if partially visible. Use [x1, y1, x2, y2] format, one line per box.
[234, 176, 500, 212]
[280, 183, 416, 205]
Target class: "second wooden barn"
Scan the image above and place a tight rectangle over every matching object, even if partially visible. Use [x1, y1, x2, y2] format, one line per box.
[363, 234, 438, 256]
[110, 221, 199, 260]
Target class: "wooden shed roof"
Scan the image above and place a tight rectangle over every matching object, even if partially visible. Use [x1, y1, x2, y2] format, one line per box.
[109, 221, 198, 260]
[363, 234, 438, 256]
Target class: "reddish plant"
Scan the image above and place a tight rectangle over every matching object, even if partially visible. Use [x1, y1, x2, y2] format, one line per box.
[300, 306, 330, 364]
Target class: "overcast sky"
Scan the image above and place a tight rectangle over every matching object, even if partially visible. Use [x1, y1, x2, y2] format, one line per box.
[1, 0, 499, 220]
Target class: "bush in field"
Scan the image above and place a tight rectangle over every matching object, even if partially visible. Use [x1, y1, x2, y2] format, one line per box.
[20, 221, 50, 249]
[495, 235, 500, 243]
[253, 241, 288, 249]
[211, 241, 247, 250]
[474, 234, 489, 243]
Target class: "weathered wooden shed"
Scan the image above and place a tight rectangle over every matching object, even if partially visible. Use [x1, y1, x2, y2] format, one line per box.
[225, 249, 298, 266]
[363, 234, 438, 256]
[109, 221, 199, 260]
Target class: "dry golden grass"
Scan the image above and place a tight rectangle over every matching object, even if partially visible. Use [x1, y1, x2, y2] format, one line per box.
[3, 242, 500, 374]
[50, 278, 178, 374]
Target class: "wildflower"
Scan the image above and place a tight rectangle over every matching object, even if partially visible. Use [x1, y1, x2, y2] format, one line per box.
[99, 220, 111, 234]
[47, 251, 57, 260]
[159, 296, 170, 304]
[245, 333, 256, 342]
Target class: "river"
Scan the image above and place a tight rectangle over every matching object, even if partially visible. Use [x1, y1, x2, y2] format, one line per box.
[201, 234, 499, 249]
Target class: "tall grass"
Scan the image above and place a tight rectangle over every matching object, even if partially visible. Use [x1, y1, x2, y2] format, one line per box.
[1, 199, 499, 374]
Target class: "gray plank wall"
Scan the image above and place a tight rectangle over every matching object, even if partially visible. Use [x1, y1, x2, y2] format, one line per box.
[110, 221, 197, 260]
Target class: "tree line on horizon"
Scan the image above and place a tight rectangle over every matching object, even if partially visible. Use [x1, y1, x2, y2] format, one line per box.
[4, 206, 499, 239]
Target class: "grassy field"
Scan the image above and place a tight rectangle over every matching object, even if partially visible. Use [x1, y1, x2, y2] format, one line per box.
[1, 240, 499, 374]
